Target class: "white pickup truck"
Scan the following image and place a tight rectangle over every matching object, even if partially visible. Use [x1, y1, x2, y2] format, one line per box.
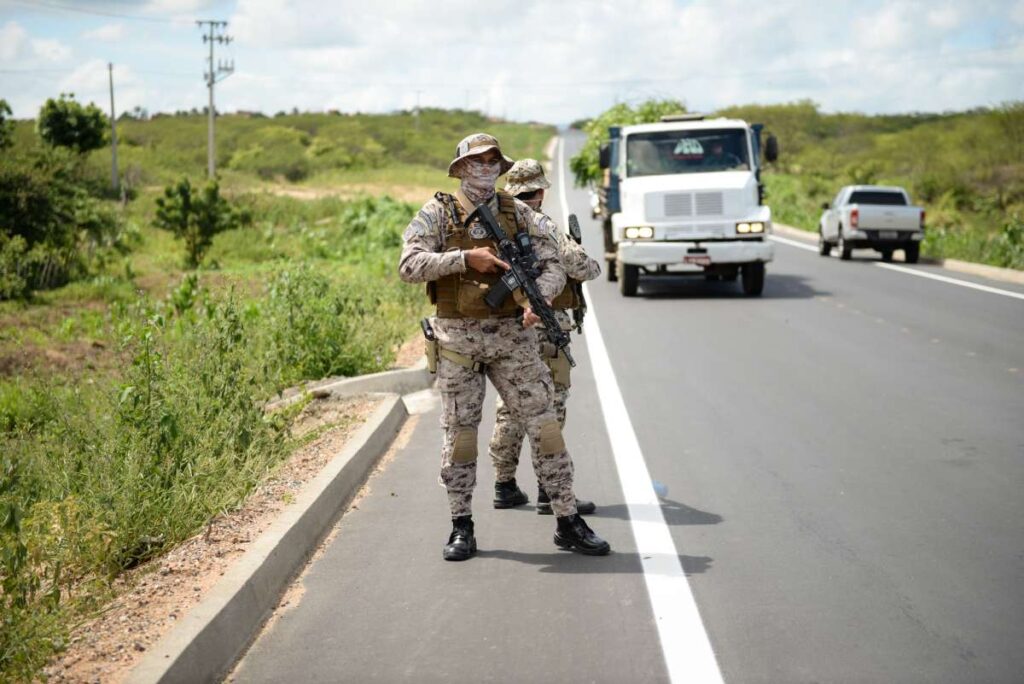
[596, 114, 778, 296]
[818, 185, 925, 263]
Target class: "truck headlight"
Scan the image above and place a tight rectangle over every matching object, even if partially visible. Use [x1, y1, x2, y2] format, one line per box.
[624, 226, 654, 239]
[736, 222, 764, 234]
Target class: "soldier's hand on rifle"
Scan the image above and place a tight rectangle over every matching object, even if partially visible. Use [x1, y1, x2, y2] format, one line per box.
[464, 247, 510, 274]
[522, 298, 553, 328]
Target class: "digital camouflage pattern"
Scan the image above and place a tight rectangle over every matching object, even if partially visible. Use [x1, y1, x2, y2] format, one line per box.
[488, 212, 602, 484]
[447, 132, 515, 178]
[504, 158, 551, 196]
[399, 192, 567, 300]
[433, 317, 576, 517]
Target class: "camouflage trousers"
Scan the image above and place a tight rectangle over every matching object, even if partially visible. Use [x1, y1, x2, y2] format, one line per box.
[433, 317, 577, 518]
[489, 344, 570, 485]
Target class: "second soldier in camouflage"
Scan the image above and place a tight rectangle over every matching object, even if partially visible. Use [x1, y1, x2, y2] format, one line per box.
[487, 159, 603, 514]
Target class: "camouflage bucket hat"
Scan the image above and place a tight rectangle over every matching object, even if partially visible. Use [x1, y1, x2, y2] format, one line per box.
[504, 158, 551, 196]
[447, 132, 515, 178]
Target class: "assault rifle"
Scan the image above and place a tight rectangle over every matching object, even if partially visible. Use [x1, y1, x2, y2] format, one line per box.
[467, 203, 576, 368]
[567, 213, 588, 334]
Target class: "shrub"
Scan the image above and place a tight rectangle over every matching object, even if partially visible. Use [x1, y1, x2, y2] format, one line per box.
[37, 94, 107, 155]
[0, 98, 13, 150]
[228, 126, 311, 181]
[154, 178, 252, 268]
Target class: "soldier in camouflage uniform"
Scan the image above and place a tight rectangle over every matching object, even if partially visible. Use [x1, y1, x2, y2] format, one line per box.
[399, 134, 610, 561]
[488, 159, 603, 514]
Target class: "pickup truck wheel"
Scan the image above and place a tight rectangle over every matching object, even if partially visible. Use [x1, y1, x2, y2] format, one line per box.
[904, 244, 920, 264]
[818, 232, 832, 256]
[741, 262, 765, 296]
[606, 258, 618, 282]
[837, 229, 852, 261]
[880, 249, 893, 262]
[619, 263, 639, 297]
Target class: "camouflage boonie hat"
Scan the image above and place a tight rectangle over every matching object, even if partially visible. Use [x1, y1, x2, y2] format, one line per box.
[447, 132, 515, 178]
[504, 158, 551, 196]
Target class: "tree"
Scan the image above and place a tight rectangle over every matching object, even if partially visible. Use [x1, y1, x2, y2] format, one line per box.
[0, 99, 13, 150]
[569, 99, 687, 187]
[154, 178, 251, 268]
[36, 93, 107, 154]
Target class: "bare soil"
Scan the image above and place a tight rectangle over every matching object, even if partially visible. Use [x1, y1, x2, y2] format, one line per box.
[42, 393, 383, 684]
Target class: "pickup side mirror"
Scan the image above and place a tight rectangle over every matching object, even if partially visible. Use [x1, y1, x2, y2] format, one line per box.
[598, 143, 611, 170]
[821, 202, 830, 210]
[764, 135, 779, 163]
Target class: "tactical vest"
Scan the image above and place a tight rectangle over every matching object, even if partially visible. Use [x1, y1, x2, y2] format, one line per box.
[430, 191, 523, 319]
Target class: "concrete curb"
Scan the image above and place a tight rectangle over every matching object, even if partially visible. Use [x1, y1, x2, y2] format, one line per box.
[265, 358, 431, 412]
[772, 223, 1024, 285]
[126, 393, 410, 684]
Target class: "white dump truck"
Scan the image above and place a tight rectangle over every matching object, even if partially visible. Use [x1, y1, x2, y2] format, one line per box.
[595, 114, 778, 296]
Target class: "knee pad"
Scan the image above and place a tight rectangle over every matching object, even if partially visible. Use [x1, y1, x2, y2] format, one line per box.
[538, 420, 566, 455]
[451, 427, 479, 463]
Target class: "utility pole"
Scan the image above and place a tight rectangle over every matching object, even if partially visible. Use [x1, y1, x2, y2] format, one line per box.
[196, 19, 233, 178]
[107, 62, 119, 192]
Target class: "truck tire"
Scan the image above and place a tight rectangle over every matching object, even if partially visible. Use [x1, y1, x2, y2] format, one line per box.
[904, 244, 920, 264]
[606, 258, 618, 282]
[741, 262, 765, 296]
[880, 249, 893, 262]
[837, 227, 852, 261]
[818, 231, 832, 256]
[619, 263, 639, 297]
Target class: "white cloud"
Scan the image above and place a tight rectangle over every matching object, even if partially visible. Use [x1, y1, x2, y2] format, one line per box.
[1, 20, 72, 63]
[82, 23, 126, 42]
[3, 1, 1023, 122]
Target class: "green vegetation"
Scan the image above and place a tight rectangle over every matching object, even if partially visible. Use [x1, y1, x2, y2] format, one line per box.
[572, 99, 1024, 270]
[0, 105, 553, 681]
[0, 100, 13, 150]
[36, 94, 108, 155]
[155, 178, 252, 267]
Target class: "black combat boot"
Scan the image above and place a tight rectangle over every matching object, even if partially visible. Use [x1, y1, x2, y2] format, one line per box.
[554, 514, 611, 556]
[536, 485, 596, 515]
[493, 478, 529, 509]
[442, 516, 476, 561]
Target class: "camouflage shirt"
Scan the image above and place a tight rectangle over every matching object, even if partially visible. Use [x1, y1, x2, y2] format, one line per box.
[398, 191, 566, 301]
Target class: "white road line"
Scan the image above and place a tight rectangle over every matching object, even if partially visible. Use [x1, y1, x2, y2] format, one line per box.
[769, 234, 818, 253]
[558, 138, 725, 684]
[770, 235, 1024, 302]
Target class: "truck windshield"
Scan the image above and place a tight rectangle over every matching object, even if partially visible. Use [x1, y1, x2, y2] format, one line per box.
[625, 129, 749, 177]
[848, 191, 907, 205]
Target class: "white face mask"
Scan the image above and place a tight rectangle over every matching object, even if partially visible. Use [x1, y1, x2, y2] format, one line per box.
[460, 156, 502, 201]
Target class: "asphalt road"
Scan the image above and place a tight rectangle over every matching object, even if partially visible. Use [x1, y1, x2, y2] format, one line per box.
[232, 132, 1024, 683]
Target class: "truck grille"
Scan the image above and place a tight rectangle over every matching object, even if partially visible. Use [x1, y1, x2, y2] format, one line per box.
[663, 193, 693, 217]
[695, 192, 723, 216]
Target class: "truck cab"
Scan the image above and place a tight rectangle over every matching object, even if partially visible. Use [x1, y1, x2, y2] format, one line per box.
[597, 114, 778, 296]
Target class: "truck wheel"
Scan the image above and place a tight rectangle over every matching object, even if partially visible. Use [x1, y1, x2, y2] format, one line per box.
[818, 232, 832, 256]
[741, 262, 765, 296]
[619, 263, 639, 297]
[837, 228, 852, 261]
[904, 244, 920, 264]
[880, 249, 893, 262]
[606, 258, 618, 282]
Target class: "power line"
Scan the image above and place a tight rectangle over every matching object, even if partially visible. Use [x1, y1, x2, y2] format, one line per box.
[5, 0, 181, 24]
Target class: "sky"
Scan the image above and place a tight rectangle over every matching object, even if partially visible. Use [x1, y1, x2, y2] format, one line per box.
[1, 0, 1023, 124]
